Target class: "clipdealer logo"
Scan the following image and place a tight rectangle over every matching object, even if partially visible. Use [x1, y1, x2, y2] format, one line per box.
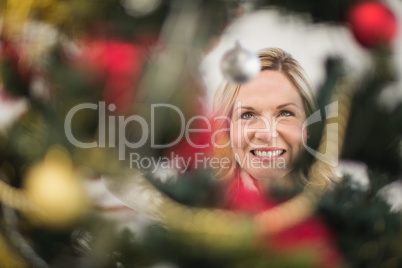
[64, 101, 339, 167]
[64, 102, 212, 160]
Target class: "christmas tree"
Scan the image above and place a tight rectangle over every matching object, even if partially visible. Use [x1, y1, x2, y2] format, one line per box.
[0, 0, 401, 267]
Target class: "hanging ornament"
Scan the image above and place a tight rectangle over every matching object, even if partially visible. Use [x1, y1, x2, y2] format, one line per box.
[220, 41, 261, 84]
[75, 40, 145, 114]
[346, 1, 398, 48]
[23, 146, 88, 229]
[120, 0, 162, 17]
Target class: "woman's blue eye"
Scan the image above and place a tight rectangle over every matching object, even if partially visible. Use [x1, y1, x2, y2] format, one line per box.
[278, 110, 294, 117]
[241, 112, 254, 119]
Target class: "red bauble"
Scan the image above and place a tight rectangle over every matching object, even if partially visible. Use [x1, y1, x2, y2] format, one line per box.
[78, 40, 145, 114]
[347, 1, 398, 48]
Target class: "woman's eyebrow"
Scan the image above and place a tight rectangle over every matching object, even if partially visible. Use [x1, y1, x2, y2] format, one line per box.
[233, 106, 254, 112]
[277, 103, 299, 109]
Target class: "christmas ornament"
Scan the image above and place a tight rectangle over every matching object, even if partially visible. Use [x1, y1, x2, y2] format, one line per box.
[76, 40, 145, 114]
[220, 41, 261, 84]
[346, 2, 398, 48]
[23, 146, 88, 229]
[120, 0, 162, 17]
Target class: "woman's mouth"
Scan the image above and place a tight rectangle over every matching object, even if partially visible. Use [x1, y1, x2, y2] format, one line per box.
[250, 149, 286, 158]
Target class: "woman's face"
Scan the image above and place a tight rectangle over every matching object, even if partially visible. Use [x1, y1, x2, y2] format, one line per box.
[230, 70, 307, 181]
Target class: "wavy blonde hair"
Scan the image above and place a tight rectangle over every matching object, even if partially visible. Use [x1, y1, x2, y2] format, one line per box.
[212, 47, 334, 189]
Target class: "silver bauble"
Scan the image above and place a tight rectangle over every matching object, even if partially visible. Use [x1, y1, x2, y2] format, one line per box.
[220, 41, 261, 84]
[120, 0, 161, 17]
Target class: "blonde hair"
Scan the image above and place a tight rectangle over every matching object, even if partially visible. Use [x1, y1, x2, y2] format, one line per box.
[212, 47, 334, 188]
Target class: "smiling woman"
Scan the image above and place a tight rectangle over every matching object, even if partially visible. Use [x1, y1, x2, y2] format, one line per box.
[213, 47, 334, 194]
[231, 70, 307, 182]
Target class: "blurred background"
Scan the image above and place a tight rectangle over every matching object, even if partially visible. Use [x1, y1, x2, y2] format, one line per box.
[0, 0, 402, 267]
[201, 0, 402, 108]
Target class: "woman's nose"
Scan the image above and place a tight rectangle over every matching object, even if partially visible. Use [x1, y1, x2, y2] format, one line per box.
[253, 118, 276, 142]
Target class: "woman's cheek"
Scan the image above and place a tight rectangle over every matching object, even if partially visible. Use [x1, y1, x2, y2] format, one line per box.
[277, 123, 304, 143]
[230, 124, 242, 149]
[231, 122, 249, 148]
[302, 126, 308, 144]
[242, 125, 254, 146]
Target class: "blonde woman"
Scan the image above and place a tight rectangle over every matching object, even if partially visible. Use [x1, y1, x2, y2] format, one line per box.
[213, 47, 334, 198]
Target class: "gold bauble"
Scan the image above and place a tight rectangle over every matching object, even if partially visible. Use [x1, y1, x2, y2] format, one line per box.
[23, 146, 88, 229]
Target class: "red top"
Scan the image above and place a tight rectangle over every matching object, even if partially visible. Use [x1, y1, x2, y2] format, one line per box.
[224, 175, 343, 267]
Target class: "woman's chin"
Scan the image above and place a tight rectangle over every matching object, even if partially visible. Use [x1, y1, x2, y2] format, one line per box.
[247, 168, 293, 182]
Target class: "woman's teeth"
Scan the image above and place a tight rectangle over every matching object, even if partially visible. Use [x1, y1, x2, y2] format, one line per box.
[252, 150, 284, 157]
